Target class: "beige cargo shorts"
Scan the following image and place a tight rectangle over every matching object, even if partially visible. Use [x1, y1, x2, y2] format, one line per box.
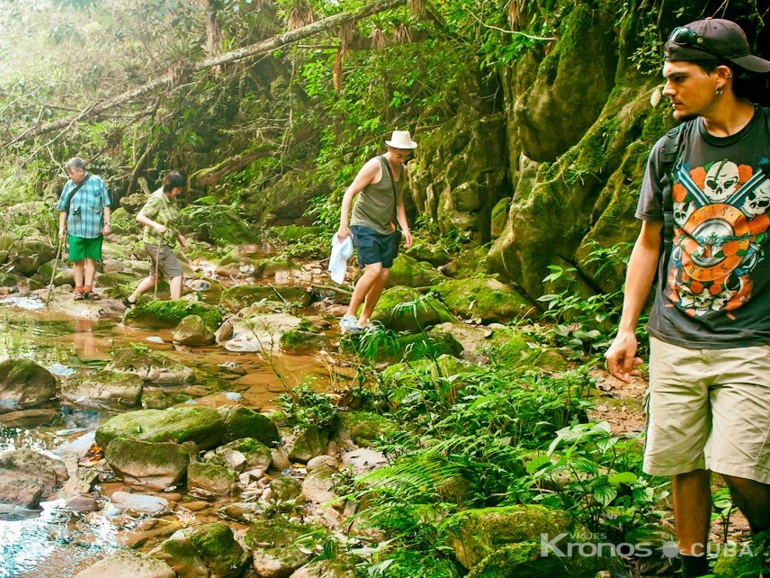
[644, 336, 770, 484]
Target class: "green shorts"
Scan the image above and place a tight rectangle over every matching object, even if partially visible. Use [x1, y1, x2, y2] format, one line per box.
[68, 235, 103, 262]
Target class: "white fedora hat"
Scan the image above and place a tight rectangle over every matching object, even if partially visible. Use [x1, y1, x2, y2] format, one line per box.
[385, 130, 418, 150]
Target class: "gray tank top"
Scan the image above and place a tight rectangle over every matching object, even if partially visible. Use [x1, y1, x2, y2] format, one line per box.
[351, 156, 404, 235]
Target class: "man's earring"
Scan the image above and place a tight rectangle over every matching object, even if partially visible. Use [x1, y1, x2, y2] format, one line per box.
[716, 86, 724, 95]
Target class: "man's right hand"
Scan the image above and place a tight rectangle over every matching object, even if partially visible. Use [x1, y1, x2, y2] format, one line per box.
[58, 230, 66, 243]
[336, 225, 350, 241]
[604, 329, 643, 383]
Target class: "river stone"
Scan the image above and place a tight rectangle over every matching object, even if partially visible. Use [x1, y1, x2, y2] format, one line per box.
[306, 455, 339, 472]
[218, 404, 280, 447]
[0, 408, 58, 427]
[187, 462, 237, 500]
[245, 518, 314, 578]
[62, 370, 143, 409]
[95, 406, 226, 450]
[270, 476, 302, 501]
[301, 467, 336, 505]
[0, 504, 42, 520]
[203, 437, 272, 473]
[172, 314, 216, 346]
[0, 359, 57, 413]
[289, 557, 358, 578]
[105, 438, 189, 490]
[150, 531, 209, 578]
[105, 346, 194, 384]
[189, 521, 251, 577]
[75, 547, 176, 578]
[337, 412, 398, 447]
[123, 300, 222, 330]
[439, 504, 575, 569]
[287, 425, 328, 464]
[10, 238, 55, 277]
[385, 254, 445, 288]
[370, 286, 456, 334]
[223, 312, 303, 352]
[0, 449, 68, 508]
[432, 277, 539, 323]
[270, 447, 291, 471]
[61, 468, 99, 499]
[110, 491, 171, 514]
[466, 540, 568, 577]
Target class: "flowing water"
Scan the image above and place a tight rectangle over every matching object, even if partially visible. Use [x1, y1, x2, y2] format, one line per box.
[0, 293, 335, 576]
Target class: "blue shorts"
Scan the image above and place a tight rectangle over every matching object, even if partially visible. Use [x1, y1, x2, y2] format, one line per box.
[350, 225, 398, 268]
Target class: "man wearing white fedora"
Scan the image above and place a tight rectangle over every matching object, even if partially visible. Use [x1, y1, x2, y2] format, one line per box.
[336, 130, 417, 333]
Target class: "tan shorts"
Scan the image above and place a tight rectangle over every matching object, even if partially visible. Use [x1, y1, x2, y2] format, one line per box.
[644, 336, 770, 484]
[144, 243, 182, 279]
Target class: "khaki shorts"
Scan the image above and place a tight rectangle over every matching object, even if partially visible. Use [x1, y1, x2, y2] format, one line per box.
[144, 243, 182, 279]
[644, 336, 770, 484]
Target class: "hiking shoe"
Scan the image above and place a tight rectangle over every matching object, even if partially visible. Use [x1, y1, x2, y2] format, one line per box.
[122, 297, 136, 309]
[73, 291, 85, 301]
[339, 314, 361, 334]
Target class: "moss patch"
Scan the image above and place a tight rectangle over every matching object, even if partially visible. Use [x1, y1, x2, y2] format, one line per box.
[123, 300, 222, 330]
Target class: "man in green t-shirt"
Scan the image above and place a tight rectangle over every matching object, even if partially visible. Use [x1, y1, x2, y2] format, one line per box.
[123, 171, 188, 307]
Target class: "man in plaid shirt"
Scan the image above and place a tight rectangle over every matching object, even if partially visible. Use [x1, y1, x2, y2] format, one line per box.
[57, 157, 111, 301]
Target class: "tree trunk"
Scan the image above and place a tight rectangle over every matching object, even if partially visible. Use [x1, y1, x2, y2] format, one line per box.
[3, 0, 407, 148]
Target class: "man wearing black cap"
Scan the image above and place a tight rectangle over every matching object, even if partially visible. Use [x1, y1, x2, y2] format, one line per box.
[605, 18, 770, 577]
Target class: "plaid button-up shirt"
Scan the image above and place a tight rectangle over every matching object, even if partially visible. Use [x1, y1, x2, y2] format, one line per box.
[142, 188, 181, 246]
[57, 173, 110, 239]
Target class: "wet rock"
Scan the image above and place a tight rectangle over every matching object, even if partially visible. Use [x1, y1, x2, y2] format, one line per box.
[222, 312, 304, 353]
[152, 522, 251, 578]
[432, 277, 539, 323]
[95, 406, 226, 450]
[371, 286, 456, 334]
[105, 439, 189, 490]
[279, 329, 328, 354]
[340, 448, 387, 474]
[123, 300, 222, 330]
[105, 346, 194, 384]
[74, 547, 176, 578]
[203, 438, 272, 473]
[61, 468, 99, 499]
[301, 467, 336, 505]
[0, 359, 57, 413]
[110, 491, 171, 515]
[0, 408, 58, 427]
[287, 425, 329, 464]
[0, 503, 41, 520]
[218, 404, 280, 446]
[245, 518, 315, 578]
[307, 455, 339, 472]
[66, 493, 98, 512]
[0, 449, 68, 508]
[187, 462, 237, 500]
[386, 253, 445, 288]
[270, 476, 302, 502]
[62, 370, 144, 409]
[172, 314, 216, 346]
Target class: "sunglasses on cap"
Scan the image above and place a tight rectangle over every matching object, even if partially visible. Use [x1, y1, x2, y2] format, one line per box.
[667, 27, 721, 58]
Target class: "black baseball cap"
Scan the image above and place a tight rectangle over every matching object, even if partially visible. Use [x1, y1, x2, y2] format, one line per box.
[664, 18, 770, 73]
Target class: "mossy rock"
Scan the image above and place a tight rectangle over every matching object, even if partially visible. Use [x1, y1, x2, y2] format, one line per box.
[218, 405, 280, 447]
[490, 197, 511, 239]
[279, 329, 328, 353]
[220, 285, 311, 311]
[187, 521, 251, 577]
[106, 345, 194, 384]
[269, 224, 326, 242]
[254, 257, 298, 276]
[187, 461, 238, 498]
[173, 314, 216, 346]
[387, 254, 445, 288]
[123, 299, 222, 330]
[338, 411, 398, 446]
[110, 207, 141, 236]
[104, 438, 189, 489]
[467, 540, 569, 577]
[404, 242, 452, 267]
[368, 550, 461, 578]
[94, 271, 139, 294]
[487, 328, 557, 369]
[433, 277, 538, 323]
[439, 504, 575, 570]
[204, 437, 272, 472]
[394, 330, 464, 361]
[179, 204, 259, 244]
[95, 406, 226, 450]
[440, 246, 490, 279]
[141, 391, 193, 409]
[371, 286, 456, 334]
[244, 516, 311, 549]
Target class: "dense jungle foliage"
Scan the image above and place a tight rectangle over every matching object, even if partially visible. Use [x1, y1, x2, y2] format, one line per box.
[1, 0, 769, 576]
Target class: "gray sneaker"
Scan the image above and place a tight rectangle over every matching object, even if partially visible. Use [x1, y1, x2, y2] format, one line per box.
[339, 314, 361, 334]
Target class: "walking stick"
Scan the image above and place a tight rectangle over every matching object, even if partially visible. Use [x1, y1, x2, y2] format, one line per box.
[45, 240, 63, 307]
[153, 233, 163, 300]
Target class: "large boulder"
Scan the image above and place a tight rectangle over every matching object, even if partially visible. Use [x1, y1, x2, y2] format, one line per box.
[74, 548, 175, 578]
[218, 405, 281, 446]
[104, 439, 189, 490]
[0, 449, 68, 508]
[440, 504, 575, 570]
[245, 518, 316, 578]
[105, 346, 194, 384]
[10, 237, 56, 277]
[386, 254, 445, 288]
[221, 312, 304, 353]
[123, 300, 222, 330]
[287, 425, 329, 464]
[62, 370, 143, 409]
[152, 522, 251, 578]
[172, 314, 216, 346]
[0, 359, 58, 413]
[370, 287, 456, 334]
[187, 462, 238, 499]
[433, 277, 539, 323]
[203, 438, 272, 473]
[95, 406, 226, 450]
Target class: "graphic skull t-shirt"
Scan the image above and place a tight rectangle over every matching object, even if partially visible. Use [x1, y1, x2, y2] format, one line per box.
[637, 106, 770, 348]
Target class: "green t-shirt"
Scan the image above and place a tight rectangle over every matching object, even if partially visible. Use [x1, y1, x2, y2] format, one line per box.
[141, 188, 180, 246]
